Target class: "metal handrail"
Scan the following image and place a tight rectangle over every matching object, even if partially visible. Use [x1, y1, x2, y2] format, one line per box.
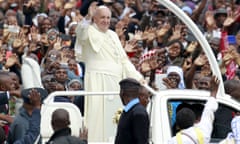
[43, 83, 158, 104]
[43, 91, 119, 104]
[158, 0, 225, 97]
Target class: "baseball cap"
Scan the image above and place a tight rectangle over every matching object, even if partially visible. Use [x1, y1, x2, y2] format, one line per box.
[21, 88, 48, 104]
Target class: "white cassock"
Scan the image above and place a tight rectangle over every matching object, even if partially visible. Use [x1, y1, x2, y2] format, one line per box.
[75, 20, 143, 142]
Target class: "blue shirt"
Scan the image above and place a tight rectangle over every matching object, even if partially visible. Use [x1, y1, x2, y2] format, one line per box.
[170, 102, 182, 126]
[124, 98, 140, 112]
[13, 109, 41, 144]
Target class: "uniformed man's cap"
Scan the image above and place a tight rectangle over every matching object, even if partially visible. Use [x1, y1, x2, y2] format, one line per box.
[21, 88, 48, 104]
[119, 78, 141, 90]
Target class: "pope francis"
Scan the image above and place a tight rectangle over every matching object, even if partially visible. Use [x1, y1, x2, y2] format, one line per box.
[75, 2, 143, 142]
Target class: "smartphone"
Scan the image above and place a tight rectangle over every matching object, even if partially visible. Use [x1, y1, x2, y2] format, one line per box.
[227, 35, 236, 45]
[155, 73, 167, 90]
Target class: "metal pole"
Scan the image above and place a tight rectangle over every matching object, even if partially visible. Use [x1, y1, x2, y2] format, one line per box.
[158, 0, 225, 96]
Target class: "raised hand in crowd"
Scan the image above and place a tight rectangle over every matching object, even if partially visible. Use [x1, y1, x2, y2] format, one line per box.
[54, 0, 63, 10]
[61, 50, 70, 63]
[40, 33, 49, 46]
[12, 31, 26, 54]
[29, 89, 41, 109]
[53, 37, 62, 50]
[71, 10, 83, 22]
[194, 53, 208, 67]
[182, 57, 192, 72]
[162, 76, 178, 89]
[124, 40, 138, 53]
[223, 10, 240, 28]
[169, 24, 182, 41]
[0, 49, 6, 64]
[149, 57, 159, 72]
[210, 75, 220, 98]
[5, 54, 19, 69]
[205, 10, 217, 30]
[156, 48, 167, 68]
[156, 22, 171, 37]
[230, 46, 240, 65]
[28, 43, 39, 54]
[21, 25, 31, 35]
[186, 41, 198, 53]
[201, 62, 212, 77]
[139, 50, 160, 73]
[9, 89, 21, 98]
[115, 21, 126, 38]
[46, 61, 61, 74]
[133, 30, 144, 41]
[24, 0, 35, 8]
[221, 46, 237, 67]
[122, 13, 131, 28]
[48, 82, 65, 92]
[29, 26, 40, 43]
[79, 126, 88, 142]
[140, 58, 151, 73]
[145, 27, 157, 43]
[220, 45, 240, 68]
[3, 31, 12, 45]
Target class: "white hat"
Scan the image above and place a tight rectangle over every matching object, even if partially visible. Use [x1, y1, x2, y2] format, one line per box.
[167, 66, 185, 89]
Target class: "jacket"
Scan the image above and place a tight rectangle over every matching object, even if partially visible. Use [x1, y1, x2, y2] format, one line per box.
[46, 127, 87, 144]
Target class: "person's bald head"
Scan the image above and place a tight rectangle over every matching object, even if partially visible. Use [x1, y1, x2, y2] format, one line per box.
[93, 6, 111, 32]
[224, 80, 240, 101]
[51, 108, 70, 131]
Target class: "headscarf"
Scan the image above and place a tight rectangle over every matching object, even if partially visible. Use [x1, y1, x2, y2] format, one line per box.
[167, 66, 185, 89]
[68, 79, 83, 88]
[32, 13, 48, 27]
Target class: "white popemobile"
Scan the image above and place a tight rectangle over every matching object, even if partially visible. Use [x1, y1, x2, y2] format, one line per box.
[39, 0, 240, 144]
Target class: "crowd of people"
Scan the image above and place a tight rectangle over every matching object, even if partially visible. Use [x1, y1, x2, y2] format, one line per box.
[1, 0, 240, 143]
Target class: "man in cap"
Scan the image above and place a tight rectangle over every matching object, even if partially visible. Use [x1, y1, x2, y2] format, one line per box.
[214, 8, 227, 28]
[7, 88, 47, 143]
[115, 78, 149, 144]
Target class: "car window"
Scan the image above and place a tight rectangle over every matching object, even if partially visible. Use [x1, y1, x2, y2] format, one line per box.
[167, 99, 239, 142]
[167, 99, 205, 136]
